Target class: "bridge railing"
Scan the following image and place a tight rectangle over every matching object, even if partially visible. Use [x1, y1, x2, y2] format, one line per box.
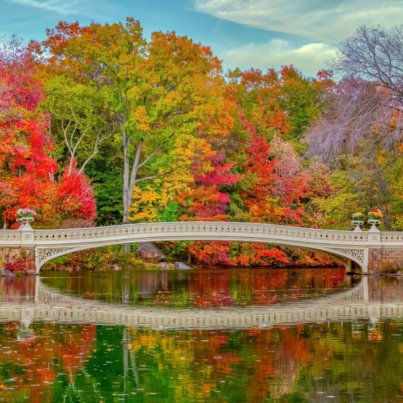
[29, 222, 372, 244]
[380, 232, 403, 242]
[0, 230, 22, 243]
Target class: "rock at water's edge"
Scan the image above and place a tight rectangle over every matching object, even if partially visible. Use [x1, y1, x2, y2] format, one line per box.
[174, 262, 192, 270]
[137, 242, 166, 262]
[3, 269, 16, 277]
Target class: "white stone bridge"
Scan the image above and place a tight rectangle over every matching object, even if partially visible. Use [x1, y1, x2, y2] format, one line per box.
[1, 222, 403, 273]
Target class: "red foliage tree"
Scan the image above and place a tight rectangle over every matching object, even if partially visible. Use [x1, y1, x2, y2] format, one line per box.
[0, 38, 96, 229]
[179, 148, 242, 265]
[0, 39, 57, 227]
[56, 159, 97, 221]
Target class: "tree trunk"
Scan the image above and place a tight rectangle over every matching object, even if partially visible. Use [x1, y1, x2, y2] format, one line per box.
[122, 126, 132, 253]
[122, 128, 143, 254]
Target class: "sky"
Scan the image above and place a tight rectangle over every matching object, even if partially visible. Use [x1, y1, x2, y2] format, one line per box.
[1, 0, 403, 77]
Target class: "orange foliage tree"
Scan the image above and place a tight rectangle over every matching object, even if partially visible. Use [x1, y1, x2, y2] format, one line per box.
[225, 65, 332, 141]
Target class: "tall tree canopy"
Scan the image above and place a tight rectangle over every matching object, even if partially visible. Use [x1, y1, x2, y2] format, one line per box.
[30, 19, 232, 241]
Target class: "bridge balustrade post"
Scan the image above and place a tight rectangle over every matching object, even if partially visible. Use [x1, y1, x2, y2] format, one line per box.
[365, 231, 382, 274]
[20, 226, 36, 273]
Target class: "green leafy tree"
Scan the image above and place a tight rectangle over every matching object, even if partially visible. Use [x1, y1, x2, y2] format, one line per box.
[44, 76, 116, 172]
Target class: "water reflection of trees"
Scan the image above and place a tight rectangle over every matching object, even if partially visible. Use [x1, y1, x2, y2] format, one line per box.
[0, 322, 95, 402]
[40, 268, 350, 308]
[123, 321, 403, 402]
[0, 319, 403, 401]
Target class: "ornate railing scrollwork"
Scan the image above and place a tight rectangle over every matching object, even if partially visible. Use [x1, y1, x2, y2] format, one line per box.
[36, 248, 74, 265]
[334, 249, 365, 264]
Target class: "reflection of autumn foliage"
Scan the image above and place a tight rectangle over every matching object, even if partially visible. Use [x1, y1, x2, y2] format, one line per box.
[189, 273, 234, 307]
[56, 325, 95, 374]
[323, 267, 346, 288]
[185, 269, 346, 308]
[127, 322, 340, 403]
[43, 269, 350, 309]
[1, 314, 402, 402]
[0, 322, 95, 403]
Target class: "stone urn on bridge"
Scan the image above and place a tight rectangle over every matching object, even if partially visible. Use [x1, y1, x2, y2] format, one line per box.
[16, 209, 36, 230]
[352, 212, 365, 232]
[368, 209, 382, 232]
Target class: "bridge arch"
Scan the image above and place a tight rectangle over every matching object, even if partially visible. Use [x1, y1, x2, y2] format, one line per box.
[36, 237, 364, 273]
[29, 222, 371, 273]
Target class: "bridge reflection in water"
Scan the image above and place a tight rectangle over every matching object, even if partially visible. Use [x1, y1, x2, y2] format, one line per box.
[1, 275, 403, 329]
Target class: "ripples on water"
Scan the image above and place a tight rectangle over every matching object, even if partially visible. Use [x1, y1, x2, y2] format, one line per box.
[0, 268, 402, 402]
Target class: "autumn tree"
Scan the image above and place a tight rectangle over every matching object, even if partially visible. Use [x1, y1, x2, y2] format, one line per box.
[310, 24, 403, 160]
[225, 66, 332, 150]
[0, 37, 56, 227]
[0, 37, 96, 229]
[178, 143, 242, 265]
[238, 116, 308, 226]
[39, 159, 97, 229]
[333, 25, 403, 94]
[43, 76, 116, 172]
[32, 19, 232, 250]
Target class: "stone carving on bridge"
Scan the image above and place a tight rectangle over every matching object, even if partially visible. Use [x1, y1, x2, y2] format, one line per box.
[334, 249, 365, 264]
[381, 233, 403, 242]
[0, 231, 22, 242]
[36, 248, 73, 265]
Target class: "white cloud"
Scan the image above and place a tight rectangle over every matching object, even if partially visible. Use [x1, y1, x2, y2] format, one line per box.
[222, 40, 337, 76]
[194, 0, 403, 43]
[9, 0, 79, 15]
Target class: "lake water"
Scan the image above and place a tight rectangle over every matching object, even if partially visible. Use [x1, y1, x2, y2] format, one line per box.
[0, 268, 403, 402]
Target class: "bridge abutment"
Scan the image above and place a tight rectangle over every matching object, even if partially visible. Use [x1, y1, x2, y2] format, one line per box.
[368, 247, 403, 273]
[0, 227, 36, 273]
[0, 246, 36, 273]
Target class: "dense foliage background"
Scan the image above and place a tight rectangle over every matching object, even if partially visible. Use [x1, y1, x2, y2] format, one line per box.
[1, 22, 402, 267]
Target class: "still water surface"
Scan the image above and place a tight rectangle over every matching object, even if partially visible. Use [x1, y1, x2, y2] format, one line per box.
[40, 268, 353, 307]
[0, 268, 403, 402]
